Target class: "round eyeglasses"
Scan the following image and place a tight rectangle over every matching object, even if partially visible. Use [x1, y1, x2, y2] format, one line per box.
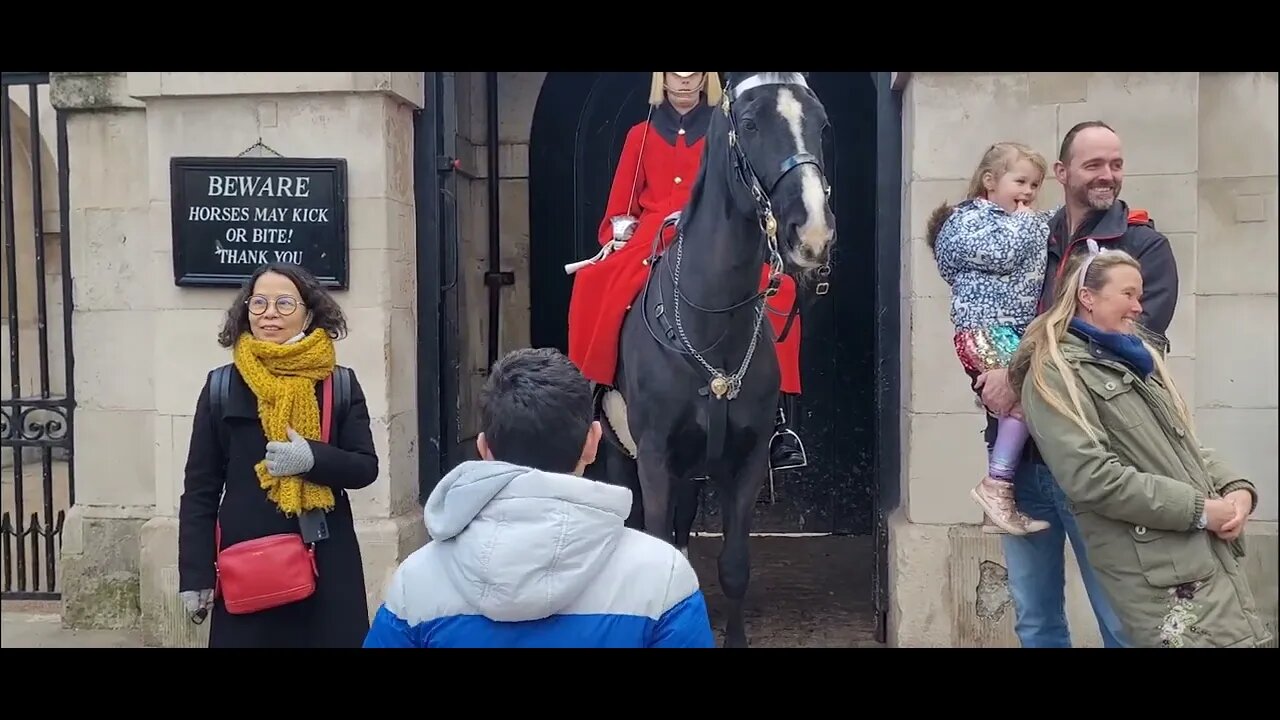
[246, 294, 303, 316]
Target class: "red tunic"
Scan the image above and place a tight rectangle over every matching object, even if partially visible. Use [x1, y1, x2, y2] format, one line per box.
[566, 100, 803, 394]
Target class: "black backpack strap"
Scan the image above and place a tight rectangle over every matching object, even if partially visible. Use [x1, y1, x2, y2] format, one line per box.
[333, 365, 353, 429]
[209, 364, 232, 421]
[207, 364, 234, 470]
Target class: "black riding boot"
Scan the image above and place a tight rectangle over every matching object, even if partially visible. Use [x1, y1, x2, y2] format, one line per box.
[769, 393, 807, 471]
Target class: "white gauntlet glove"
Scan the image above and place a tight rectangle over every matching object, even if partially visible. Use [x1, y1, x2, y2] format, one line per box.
[610, 214, 639, 242]
[264, 427, 315, 477]
[181, 589, 214, 615]
[564, 216, 637, 276]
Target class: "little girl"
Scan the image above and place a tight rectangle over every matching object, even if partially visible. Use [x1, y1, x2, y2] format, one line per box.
[926, 141, 1059, 536]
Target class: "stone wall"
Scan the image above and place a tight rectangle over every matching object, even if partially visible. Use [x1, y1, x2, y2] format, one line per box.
[891, 72, 1278, 647]
[49, 72, 428, 645]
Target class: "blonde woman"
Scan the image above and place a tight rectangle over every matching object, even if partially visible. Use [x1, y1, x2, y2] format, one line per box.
[1010, 243, 1269, 648]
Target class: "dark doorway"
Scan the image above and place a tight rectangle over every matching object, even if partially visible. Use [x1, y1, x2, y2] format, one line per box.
[529, 72, 883, 537]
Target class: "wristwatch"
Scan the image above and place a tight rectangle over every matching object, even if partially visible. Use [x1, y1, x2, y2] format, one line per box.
[1195, 510, 1208, 530]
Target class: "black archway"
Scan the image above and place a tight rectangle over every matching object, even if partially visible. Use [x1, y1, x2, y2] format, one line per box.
[529, 72, 881, 536]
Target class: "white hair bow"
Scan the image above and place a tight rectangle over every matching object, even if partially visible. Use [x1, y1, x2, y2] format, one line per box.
[1078, 238, 1105, 288]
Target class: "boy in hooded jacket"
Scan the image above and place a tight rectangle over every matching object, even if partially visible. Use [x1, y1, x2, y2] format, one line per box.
[363, 347, 716, 648]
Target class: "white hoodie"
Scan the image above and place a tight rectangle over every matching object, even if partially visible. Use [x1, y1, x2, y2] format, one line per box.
[363, 460, 715, 648]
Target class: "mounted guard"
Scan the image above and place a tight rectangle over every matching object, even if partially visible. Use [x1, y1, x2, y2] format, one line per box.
[566, 71, 811, 474]
[568, 71, 836, 647]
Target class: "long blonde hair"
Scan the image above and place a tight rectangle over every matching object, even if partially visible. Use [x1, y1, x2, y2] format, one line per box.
[1010, 245, 1194, 447]
[925, 141, 1049, 255]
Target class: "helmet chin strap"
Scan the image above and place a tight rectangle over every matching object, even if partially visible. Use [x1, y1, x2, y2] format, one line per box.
[665, 78, 705, 96]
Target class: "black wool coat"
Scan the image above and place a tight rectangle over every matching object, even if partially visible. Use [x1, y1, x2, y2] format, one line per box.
[177, 363, 378, 648]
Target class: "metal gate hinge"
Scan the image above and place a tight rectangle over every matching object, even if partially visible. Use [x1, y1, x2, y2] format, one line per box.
[484, 271, 515, 287]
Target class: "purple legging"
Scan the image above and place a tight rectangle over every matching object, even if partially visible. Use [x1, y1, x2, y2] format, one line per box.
[989, 415, 1030, 481]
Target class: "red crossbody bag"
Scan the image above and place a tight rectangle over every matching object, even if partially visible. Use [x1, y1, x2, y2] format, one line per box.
[212, 374, 333, 615]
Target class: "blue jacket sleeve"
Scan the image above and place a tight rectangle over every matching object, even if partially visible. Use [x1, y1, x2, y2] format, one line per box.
[647, 554, 716, 648]
[363, 604, 420, 648]
[362, 569, 423, 648]
[650, 589, 716, 647]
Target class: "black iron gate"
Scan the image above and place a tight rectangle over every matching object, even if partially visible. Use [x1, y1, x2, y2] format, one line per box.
[1, 71, 76, 600]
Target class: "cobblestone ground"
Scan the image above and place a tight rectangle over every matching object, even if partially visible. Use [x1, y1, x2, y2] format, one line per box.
[688, 534, 884, 648]
[1, 601, 143, 648]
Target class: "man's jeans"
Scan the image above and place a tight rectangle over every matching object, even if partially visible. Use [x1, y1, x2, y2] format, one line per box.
[1000, 460, 1130, 648]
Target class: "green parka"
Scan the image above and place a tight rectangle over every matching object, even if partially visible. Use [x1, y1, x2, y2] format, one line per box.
[1019, 327, 1270, 648]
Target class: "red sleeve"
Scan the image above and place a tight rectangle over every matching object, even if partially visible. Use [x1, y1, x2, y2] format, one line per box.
[597, 122, 649, 245]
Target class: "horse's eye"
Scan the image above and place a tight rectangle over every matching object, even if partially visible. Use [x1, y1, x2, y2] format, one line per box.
[742, 118, 757, 132]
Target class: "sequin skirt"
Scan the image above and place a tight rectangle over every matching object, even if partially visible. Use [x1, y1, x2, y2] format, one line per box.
[954, 325, 1023, 374]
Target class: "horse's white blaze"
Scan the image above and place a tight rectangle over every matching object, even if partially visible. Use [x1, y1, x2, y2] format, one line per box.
[775, 87, 831, 267]
[602, 389, 637, 459]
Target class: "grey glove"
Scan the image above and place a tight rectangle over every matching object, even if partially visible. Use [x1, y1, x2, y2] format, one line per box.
[181, 589, 213, 615]
[264, 427, 315, 476]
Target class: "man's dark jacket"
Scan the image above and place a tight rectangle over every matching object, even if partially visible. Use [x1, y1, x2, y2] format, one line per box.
[985, 198, 1180, 457]
[1040, 198, 1179, 343]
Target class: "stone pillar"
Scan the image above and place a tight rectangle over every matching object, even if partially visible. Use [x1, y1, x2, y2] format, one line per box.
[1194, 73, 1279, 642]
[52, 72, 428, 645]
[890, 72, 1094, 648]
[47, 72, 153, 629]
[1194, 72, 1278, 521]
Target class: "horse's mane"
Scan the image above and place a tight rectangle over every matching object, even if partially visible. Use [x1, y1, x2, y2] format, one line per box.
[681, 103, 732, 223]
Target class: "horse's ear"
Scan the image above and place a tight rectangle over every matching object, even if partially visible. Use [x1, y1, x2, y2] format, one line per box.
[721, 73, 746, 100]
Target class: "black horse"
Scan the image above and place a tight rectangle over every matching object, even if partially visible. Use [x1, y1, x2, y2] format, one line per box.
[594, 72, 835, 648]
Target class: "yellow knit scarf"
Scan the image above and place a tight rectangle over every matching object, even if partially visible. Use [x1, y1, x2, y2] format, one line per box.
[233, 328, 337, 516]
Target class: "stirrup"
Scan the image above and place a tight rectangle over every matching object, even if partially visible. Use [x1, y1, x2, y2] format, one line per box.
[764, 429, 806, 505]
[770, 427, 808, 471]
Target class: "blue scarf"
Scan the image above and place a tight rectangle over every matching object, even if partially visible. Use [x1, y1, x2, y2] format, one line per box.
[1069, 317, 1154, 378]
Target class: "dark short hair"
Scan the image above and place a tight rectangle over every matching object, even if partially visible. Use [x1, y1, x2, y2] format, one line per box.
[479, 347, 594, 474]
[1058, 120, 1116, 164]
[217, 263, 348, 348]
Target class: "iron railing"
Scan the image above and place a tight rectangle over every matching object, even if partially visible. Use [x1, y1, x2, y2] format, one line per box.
[1, 71, 76, 599]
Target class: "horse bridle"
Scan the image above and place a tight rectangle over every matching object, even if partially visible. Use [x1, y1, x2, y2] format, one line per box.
[643, 73, 834, 404]
[723, 72, 832, 298]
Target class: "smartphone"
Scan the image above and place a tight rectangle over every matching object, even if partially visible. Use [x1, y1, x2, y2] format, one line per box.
[298, 509, 330, 544]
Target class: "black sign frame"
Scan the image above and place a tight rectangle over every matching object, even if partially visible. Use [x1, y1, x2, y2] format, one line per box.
[169, 156, 349, 289]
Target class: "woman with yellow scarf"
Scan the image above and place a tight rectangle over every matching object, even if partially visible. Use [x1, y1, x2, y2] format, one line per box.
[177, 263, 378, 647]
